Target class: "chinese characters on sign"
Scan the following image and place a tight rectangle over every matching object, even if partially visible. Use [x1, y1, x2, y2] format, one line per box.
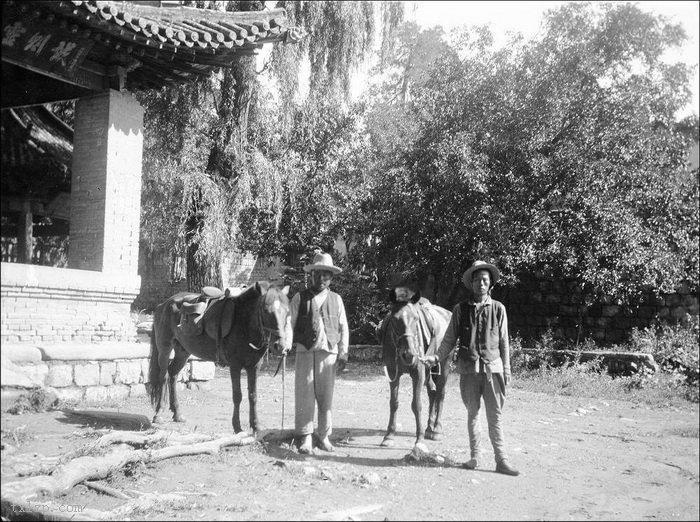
[2, 15, 94, 76]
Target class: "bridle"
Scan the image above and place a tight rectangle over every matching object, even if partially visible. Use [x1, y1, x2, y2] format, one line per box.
[384, 305, 423, 383]
[248, 293, 286, 352]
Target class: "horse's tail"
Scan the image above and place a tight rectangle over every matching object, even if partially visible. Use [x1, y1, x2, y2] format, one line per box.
[148, 308, 168, 409]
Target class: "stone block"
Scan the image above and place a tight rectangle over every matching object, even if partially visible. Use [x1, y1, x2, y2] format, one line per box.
[1, 345, 43, 362]
[682, 294, 698, 307]
[37, 342, 150, 361]
[106, 385, 130, 402]
[115, 360, 142, 384]
[671, 306, 688, 320]
[129, 383, 147, 397]
[50, 386, 84, 404]
[189, 360, 215, 381]
[46, 364, 74, 387]
[74, 362, 101, 386]
[140, 358, 149, 383]
[18, 362, 49, 386]
[100, 361, 116, 385]
[0, 358, 43, 388]
[84, 386, 110, 403]
[666, 294, 682, 306]
[602, 305, 620, 318]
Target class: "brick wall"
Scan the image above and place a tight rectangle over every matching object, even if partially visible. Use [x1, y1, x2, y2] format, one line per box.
[1, 263, 140, 343]
[133, 250, 187, 311]
[134, 250, 282, 311]
[492, 275, 698, 344]
[221, 252, 282, 287]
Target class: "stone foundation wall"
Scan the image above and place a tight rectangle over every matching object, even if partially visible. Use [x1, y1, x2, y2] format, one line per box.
[1, 263, 140, 343]
[1, 343, 215, 403]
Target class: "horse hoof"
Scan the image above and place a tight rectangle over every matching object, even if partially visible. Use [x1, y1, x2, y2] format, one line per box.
[380, 438, 395, 448]
[173, 414, 186, 423]
[152, 415, 164, 424]
[428, 431, 442, 441]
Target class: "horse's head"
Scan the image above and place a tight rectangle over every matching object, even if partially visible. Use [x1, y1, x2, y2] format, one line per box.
[250, 281, 290, 356]
[386, 290, 423, 367]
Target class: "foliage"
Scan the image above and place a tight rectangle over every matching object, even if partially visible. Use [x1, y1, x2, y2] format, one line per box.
[328, 269, 387, 345]
[7, 389, 58, 415]
[626, 315, 700, 387]
[353, 3, 699, 302]
[511, 323, 699, 403]
[138, 1, 403, 287]
[0, 425, 33, 448]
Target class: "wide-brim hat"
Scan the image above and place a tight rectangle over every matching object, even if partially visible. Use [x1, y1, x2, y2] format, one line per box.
[462, 260, 500, 288]
[303, 252, 342, 274]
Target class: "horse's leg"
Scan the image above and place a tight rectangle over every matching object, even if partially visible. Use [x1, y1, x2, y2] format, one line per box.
[381, 376, 400, 447]
[168, 341, 190, 422]
[425, 375, 437, 440]
[229, 359, 244, 434]
[411, 367, 425, 446]
[246, 365, 259, 437]
[429, 375, 448, 440]
[151, 337, 173, 425]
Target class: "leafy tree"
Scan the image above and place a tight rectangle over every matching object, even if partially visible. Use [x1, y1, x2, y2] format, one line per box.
[358, 2, 698, 303]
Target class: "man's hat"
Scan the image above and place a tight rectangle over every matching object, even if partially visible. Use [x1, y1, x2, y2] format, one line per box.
[462, 260, 500, 288]
[303, 252, 342, 274]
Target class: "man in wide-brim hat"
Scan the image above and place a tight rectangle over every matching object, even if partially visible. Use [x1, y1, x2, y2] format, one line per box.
[288, 252, 349, 454]
[422, 259, 520, 476]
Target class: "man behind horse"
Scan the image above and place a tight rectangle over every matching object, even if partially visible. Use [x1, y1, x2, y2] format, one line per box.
[422, 260, 520, 476]
[286, 252, 349, 454]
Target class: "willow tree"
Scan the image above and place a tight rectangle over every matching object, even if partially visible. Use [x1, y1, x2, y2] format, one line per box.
[232, 1, 405, 265]
[139, 1, 403, 291]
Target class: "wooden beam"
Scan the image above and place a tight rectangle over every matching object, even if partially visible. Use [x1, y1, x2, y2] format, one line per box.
[2, 56, 104, 92]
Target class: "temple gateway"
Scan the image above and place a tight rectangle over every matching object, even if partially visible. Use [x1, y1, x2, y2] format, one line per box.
[1, 0, 302, 400]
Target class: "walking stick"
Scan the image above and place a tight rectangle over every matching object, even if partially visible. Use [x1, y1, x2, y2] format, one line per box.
[281, 353, 286, 430]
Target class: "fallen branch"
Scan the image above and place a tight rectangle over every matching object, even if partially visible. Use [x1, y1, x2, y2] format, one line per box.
[1, 431, 255, 505]
[94, 430, 215, 448]
[82, 480, 132, 500]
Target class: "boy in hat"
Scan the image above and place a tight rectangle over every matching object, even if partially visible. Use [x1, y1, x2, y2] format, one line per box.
[288, 252, 349, 454]
[421, 260, 520, 476]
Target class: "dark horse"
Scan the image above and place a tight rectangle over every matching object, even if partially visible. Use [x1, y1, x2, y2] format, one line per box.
[148, 281, 290, 435]
[377, 289, 452, 447]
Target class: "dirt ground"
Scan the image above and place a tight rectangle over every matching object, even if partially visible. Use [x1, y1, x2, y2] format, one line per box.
[1, 358, 699, 521]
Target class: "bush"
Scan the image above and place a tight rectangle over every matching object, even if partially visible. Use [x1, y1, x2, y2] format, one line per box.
[626, 315, 699, 387]
[329, 271, 387, 345]
[8, 388, 59, 414]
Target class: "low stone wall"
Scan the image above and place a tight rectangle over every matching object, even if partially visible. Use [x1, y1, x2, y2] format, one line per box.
[1, 343, 215, 404]
[349, 344, 657, 376]
[1, 263, 140, 343]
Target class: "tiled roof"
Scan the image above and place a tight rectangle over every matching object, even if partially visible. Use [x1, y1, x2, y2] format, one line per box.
[7, 0, 305, 90]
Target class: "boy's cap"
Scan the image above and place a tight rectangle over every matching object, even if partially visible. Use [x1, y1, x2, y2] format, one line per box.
[462, 260, 500, 288]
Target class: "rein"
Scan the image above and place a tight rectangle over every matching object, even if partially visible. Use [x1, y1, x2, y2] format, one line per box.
[248, 298, 273, 351]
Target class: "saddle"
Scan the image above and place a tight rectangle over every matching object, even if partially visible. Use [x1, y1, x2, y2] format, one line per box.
[178, 286, 225, 336]
[177, 286, 237, 365]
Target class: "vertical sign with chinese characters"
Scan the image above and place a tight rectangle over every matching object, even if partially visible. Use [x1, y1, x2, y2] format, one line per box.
[2, 8, 95, 81]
